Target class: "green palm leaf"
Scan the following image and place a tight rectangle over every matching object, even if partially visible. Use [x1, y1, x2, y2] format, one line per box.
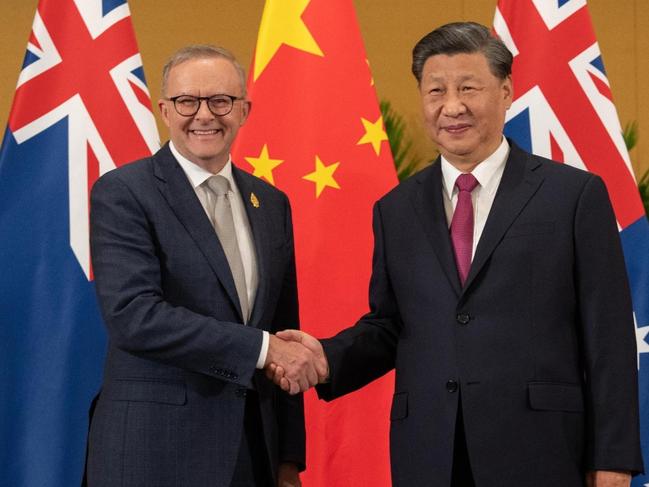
[380, 99, 427, 181]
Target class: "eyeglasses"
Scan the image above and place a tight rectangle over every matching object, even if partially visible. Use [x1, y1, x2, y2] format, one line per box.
[166, 94, 243, 117]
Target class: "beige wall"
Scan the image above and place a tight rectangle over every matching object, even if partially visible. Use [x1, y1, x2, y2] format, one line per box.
[1, 0, 647, 177]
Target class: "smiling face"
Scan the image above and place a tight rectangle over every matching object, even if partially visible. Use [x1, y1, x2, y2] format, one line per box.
[159, 56, 250, 174]
[419, 51, 512, 170]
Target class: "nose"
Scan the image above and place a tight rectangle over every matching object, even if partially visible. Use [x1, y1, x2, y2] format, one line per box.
[441, 91, 467, 117]
[194, 99, 215, 119]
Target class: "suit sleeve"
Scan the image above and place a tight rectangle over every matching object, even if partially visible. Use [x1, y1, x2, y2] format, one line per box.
[90, 172, 262, 387]
[317, 200, 401, 400]
[575, 175, 644, 474]
[271, 195, 306, 470]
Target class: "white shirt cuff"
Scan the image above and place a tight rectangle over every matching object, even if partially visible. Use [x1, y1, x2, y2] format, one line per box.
[256, 330, 269, 369]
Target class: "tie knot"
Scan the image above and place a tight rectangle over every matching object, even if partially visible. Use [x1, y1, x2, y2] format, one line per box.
[455, 173, 479, 193]
[207, 175, 230, 196]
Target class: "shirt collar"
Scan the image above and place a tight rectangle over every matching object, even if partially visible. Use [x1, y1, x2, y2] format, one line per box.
[441, 137, 510, 199]
[169, 140, 235, 191]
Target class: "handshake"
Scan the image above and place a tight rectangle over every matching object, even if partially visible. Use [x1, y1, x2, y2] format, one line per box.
[264, 330, 329, 395]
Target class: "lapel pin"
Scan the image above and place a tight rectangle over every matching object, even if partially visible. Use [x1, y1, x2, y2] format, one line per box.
[250, 192, 260, 208]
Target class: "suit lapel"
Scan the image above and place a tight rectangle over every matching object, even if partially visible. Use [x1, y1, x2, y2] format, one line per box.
[462, 144, 544, 293]
[410, 161, 462, 296]
[152, 144, 244, 320]
[232, 165, 269, 328]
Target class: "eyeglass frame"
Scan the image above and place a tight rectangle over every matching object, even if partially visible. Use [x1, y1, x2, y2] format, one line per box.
[165, 94, 246, 117]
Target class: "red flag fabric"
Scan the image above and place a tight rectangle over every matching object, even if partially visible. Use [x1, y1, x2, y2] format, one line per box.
[233, 0, 397, 484]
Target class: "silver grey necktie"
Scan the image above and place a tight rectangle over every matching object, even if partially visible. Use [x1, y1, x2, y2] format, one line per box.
[206, 175, 249, 322]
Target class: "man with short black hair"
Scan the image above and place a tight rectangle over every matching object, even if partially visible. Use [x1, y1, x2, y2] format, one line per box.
[272, 23, 643, 487]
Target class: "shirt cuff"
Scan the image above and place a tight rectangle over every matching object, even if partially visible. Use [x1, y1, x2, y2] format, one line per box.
[256, 330, 269, 369]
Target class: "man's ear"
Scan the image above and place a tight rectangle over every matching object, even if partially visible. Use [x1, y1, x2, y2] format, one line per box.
[503, 75, 513, 109]
[240, 100, 252, 126]
[158, 99, 171, 128]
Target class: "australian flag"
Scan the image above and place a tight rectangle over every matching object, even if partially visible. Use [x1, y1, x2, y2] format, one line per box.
[495, 0, 649, 484]
[0, 0, 158, 485]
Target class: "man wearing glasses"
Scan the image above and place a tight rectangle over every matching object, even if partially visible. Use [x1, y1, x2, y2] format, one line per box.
[85, 45, 320, 487]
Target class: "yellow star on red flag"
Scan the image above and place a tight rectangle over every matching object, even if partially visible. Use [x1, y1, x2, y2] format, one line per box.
[244, 144, 284, 185]
[233, 2, 397, 484]
[303, 155, 340, 198]
[357, 115, 388, 155]
[253, 0, 324, 81]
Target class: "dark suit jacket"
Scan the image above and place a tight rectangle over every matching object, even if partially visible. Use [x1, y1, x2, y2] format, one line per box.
[318, 141, 643, 486]
[86, 143, 304, 486]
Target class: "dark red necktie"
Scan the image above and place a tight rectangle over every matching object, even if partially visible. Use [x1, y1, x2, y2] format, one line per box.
[450, 173, 479, 286]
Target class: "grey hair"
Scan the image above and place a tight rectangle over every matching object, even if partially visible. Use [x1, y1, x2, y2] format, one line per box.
[161, 44, 247, 96]
[412, 22, 512, 83]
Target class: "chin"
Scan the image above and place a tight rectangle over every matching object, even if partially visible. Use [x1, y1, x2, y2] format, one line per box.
[439, 143, 476, 158]
[190, 145, 224, 158]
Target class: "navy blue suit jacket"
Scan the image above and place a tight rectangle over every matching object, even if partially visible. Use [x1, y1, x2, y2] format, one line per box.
[86, 143, 304, 486]
[318, 142, 643, 486]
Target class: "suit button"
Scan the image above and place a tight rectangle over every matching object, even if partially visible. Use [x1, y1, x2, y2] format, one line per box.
[446, 380, 458, 393]
[456, 313, 470, 325]
[236, 388, 247, 397]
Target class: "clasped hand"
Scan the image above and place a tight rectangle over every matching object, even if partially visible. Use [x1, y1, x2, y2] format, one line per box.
[264, 330, 328, 395]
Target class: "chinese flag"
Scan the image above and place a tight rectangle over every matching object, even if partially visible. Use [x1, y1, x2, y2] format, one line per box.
[233, 0, 396, 484]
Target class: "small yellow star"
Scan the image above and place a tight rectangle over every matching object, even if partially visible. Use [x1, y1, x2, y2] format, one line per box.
[245, 144, 284, 186]
[254, 0, 324, 81]
[303, 155, 340, 198]
[357, 115, 388, 156]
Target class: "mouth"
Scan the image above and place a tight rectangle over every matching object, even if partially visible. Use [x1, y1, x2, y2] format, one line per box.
[189, 128, 223, 137]
[442, 124, 471, 134]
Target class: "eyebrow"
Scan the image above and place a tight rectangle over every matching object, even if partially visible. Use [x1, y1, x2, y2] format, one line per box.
[425, 74, 479, 83]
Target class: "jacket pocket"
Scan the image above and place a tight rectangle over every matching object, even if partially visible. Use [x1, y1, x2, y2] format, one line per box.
[528, 381, 583, 412]
[390, 391, 408, 420]
[102, 378, 187, 405]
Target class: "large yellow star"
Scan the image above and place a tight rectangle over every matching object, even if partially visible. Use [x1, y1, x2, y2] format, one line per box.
[244, 144, 284, 185]
[253, 0, 324, 81]
[303, 156, 340, 198]
[357, 115, 388, 156]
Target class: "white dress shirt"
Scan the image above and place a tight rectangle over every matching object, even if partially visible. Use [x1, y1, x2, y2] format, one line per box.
[441, 137, 510, 260]
[170, 141, 269, 368]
